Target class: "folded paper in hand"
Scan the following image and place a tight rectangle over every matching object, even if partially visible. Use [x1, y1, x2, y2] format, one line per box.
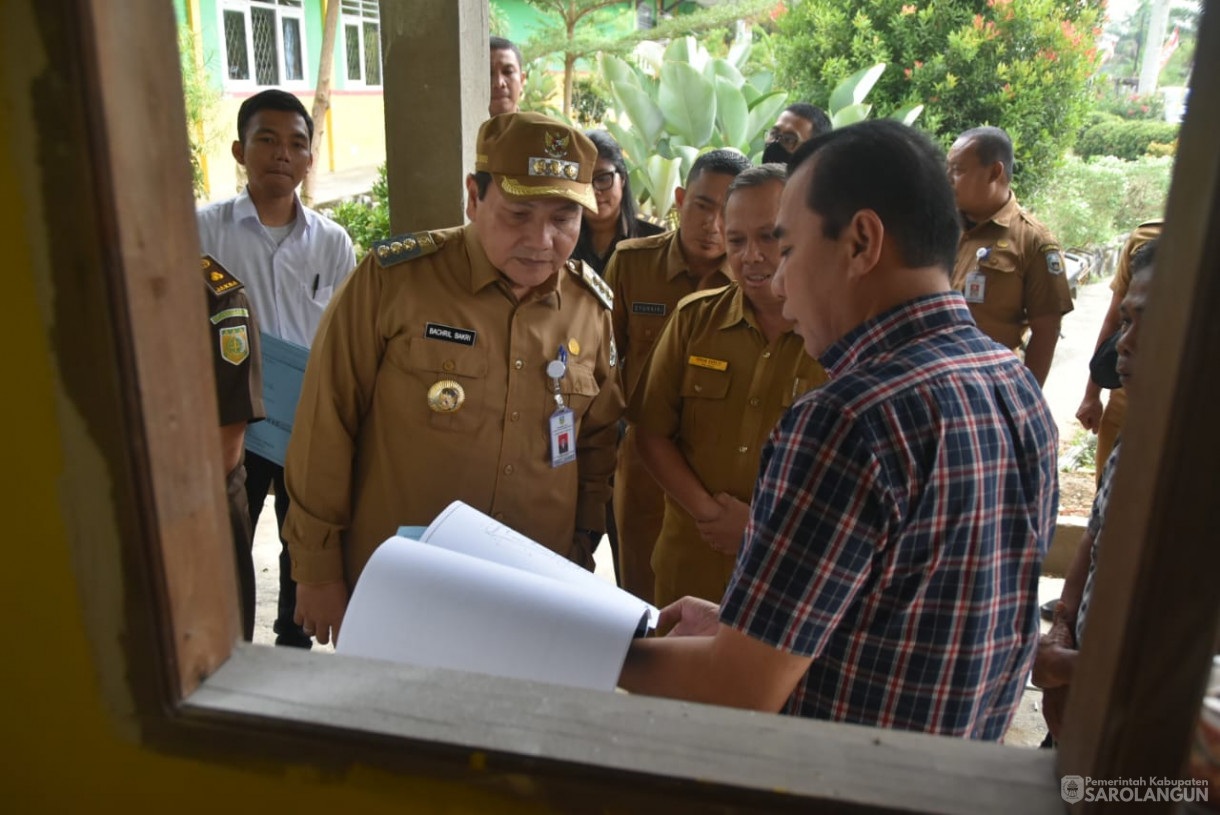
[336, 501, 659, 692]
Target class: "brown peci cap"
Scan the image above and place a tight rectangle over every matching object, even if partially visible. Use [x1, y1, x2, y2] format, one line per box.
[476, 112, 598, 213]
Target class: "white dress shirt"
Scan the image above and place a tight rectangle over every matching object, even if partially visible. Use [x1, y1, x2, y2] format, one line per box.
[197, 188, 357, 346]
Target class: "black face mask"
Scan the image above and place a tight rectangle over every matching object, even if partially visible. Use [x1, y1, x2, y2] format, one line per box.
[761, 141, 794, 166]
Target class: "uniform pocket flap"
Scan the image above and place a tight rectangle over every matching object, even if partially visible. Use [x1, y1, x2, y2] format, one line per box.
[680, 365, 731, 399]
[564, 362, 599, 396]
[396, 336, 488, 377]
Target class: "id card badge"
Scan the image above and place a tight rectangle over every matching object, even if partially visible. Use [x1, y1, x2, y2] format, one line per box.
[549, 406, 577, 467]
[964, 271, 987, 303]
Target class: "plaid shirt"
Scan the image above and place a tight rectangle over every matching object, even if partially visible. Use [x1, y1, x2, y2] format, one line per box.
[721, 292, 1058, 740]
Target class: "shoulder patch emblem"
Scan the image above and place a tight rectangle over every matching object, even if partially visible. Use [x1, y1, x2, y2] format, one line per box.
[219, 325, 250, 366]
[201, 254, 242, 297]
[1046, 248, 1065, 275]
[570, 259, 613, 310]
[372, 232, 440, 267]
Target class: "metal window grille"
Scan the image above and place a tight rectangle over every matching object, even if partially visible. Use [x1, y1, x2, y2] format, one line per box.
[250, 6, 278, 85]
[362, 21, 381, 85]
[223, 10, 250, 81]
[345, 23, 361, 81]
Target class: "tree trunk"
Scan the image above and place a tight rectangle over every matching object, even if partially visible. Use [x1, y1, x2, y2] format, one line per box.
[1138, 0, 1171, 96]
[303, 0, 341, 205]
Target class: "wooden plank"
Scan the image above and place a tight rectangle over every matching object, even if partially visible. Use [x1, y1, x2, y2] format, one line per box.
[75, 0, 238, 699]
[184, 645, 1064, 814]
[1057, 1, 1220, 805]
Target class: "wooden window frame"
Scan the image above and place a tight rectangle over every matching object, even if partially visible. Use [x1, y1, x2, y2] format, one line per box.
[51, 0, 1220, 811]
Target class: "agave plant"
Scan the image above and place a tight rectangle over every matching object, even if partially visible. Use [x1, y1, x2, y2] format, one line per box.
[599, 34, 787, 218]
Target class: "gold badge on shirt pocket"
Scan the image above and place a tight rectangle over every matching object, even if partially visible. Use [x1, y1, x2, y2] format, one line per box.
[219, 326, 250, 366]
[427, 379, 465, 413]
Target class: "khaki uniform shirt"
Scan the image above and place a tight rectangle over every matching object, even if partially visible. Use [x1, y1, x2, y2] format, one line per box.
[1113, 220, 1163, 297]
[283, 223, 624, 586]
[604, 230, 732, 401]
[952, 194, 1073, 350]
[628, 283, 828, 605]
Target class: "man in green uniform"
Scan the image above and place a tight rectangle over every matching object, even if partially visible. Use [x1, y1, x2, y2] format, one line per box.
[947, 126, 1072, 385]
[630, 164, 828, 605]
[603, 149, 752, 602]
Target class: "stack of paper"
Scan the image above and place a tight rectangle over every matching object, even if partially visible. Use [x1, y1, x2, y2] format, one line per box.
[336, 502, 659, 692]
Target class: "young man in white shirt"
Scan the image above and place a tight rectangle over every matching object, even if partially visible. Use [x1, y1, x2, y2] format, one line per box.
[197, 89, 356, 648]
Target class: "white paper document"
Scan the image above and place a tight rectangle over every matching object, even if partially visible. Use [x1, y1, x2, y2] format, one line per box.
[336, 502, 659, 692]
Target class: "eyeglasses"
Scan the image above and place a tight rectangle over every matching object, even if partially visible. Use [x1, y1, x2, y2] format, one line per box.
[591, 170, 619, 191]
[765, 128, 800, 150]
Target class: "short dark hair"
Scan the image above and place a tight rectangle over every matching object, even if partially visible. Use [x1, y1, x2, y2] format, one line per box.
[687, 148, 751, 187]
[472, 171, 492, 200]
[726, 163, 786, 204]
[236, 89, 313, 144]
[785, 103, 832, 137]
[1130, 237, 1158, 279]
[490, 36, 523, 70]
[958, 126, 1013, 181]
[789, 119, 961, 274]
[585, 129, 641, 235]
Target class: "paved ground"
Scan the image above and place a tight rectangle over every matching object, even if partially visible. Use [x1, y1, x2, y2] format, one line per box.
[250, 276, 1119, 747]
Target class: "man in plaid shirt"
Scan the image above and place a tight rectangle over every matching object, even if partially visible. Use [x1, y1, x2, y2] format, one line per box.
[619, 120, 1058, 740]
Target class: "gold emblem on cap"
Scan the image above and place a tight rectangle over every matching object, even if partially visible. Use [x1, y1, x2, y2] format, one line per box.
[564, 164, 578, 179]
[544, 130, 571, 158]
[567, 338, 581, 356]
[427, 380, 465, 414]
[403, 236, 418, 251]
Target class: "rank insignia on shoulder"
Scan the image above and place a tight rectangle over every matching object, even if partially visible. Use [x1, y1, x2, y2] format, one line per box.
[569, 259, 613, 310]
[201, 254, 242, 297]
[373, 232, 439, 267]
[1045, 248, 1065, 275]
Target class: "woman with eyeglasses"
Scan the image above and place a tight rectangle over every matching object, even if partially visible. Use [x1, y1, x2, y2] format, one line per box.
[571, 130, 667, 276]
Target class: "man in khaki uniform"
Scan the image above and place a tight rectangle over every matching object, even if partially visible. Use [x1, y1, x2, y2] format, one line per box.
[947, 126, 1072, 385]
[604, 149, 752, 602]
[631, 165, 828, 606]
[203, 254, 265, 641]
[1075, 220, 1162, 482]
[284, 113, 624, 645]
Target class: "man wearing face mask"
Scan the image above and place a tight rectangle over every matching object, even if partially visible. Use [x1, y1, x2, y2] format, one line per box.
[284, 113, 624, 646]
[761, 103, 831, 165]
[603, 149, 752, 602]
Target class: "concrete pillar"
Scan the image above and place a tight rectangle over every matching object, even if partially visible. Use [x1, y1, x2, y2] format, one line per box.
[379, 0, 488, 234]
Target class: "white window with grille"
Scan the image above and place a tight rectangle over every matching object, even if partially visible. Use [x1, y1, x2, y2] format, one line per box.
[220, 0, 309, 90]
[341, 0, 381, 88]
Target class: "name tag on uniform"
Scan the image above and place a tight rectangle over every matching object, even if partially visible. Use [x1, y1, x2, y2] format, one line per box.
[688, 355, 728, 371]
[963, 272, 987, 304]
[632, 302, 667, 316]
[549, 407, 576, 468]
[425, 322, 477, 346]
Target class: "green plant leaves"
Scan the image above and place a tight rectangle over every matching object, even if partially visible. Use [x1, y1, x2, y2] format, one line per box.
[659, 62, 717, 145]
[714, 77, 749, 149]
[829, 63, 886, 114]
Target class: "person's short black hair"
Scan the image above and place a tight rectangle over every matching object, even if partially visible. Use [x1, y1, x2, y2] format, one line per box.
[472, 171, 492, 200]
[958, 126, 1013, 182]
[1130, 237, 1158, 279]
[236, 89, 313, 144]
[687, 148, 751, 187]
[785, 103, 832, 138]
[585, 129, 641, 234]
[788, 119, 961, 274]
[490, 36, 523, 70]
[726, 163, 786, 203]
